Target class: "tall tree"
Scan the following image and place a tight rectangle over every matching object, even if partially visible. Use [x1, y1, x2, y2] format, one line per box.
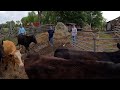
[41, 11, 57, 24]
[28, 11, 36, 23]
[16, 20, 21, 26]
[20, 11, 104, 30]
[54, 11, 87, 27]
[54, 11, 103, 28]
[21, 16, 29, 26]
[38, 11, 42, 24]
[85, 11, 103, 28]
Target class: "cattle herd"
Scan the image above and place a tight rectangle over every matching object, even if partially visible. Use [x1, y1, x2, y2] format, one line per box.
[1, 34, 120, 79]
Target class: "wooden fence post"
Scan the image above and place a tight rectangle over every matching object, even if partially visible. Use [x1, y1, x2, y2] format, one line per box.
[93, 33, 96, 52]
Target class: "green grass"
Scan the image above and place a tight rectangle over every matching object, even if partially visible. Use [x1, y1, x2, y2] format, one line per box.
[96, 33, 116, 51]
[1, 36, 17, 45]
[99, 33, 113, 38]
[2, 28, 9, 33]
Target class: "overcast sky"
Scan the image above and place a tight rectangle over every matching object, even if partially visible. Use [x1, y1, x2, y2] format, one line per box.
[102, 11, 120, 21]
[0, 11, 31, 24]
[0, 11, 119, 24]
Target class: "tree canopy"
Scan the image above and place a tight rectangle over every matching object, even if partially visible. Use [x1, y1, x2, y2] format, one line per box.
[21, 11, 104, 29]
[54, 11, 104, 28]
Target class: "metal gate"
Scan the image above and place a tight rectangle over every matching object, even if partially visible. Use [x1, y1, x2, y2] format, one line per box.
[69, 30, 120, 52]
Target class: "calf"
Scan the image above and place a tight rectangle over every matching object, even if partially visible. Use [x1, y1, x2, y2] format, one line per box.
[24, 53, 120, 79]
[2, 40, 24, 70]
[54, 47, 120, 63]
[16, 34, 37, 51]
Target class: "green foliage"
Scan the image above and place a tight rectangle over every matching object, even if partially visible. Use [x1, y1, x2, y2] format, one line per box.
[27, 11, 36, 22]
[41, 11, 57, 24]
[2, 23, 7, 28]
[54, 11, 104, 28]
[21, 16, 29, 26]
[34, 15, 39, 22]
[20, 11, 104, 30]
[21, 11, 57, 25]
[1, 20, 15, 29]
[21, 11, 40, 26]
[85, 11, 103, 28]
[54, 11, 88, 26]
[3, 28, 9, 33]
[16, 20, 21, 26]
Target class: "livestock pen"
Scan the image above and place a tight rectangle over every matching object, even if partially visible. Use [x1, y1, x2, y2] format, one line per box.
[69, 30, 120, 52]
[0, 24, 120, 79]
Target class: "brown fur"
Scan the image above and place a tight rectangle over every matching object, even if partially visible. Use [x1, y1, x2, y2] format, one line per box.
[24, 53, 120, 79]
[2, 40, 23, 71]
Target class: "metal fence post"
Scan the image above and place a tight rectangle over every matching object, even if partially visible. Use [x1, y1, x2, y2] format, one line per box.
[93, 33, 96, 52]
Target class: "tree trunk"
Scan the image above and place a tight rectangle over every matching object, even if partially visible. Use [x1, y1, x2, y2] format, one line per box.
[38, 11, 42, 26]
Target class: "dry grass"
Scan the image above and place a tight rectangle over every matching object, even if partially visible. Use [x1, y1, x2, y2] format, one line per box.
[1, 26, 119, 79]
[36, 32, 49, 45]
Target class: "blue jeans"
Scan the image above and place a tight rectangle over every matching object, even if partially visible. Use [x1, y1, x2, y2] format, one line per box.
[49, 37, 53, 46]
[72, 36, 77, 44]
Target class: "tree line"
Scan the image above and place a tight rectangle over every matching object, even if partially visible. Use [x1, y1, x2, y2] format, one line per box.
[22, 11, 106, 29]
[0, 11, 106, 30]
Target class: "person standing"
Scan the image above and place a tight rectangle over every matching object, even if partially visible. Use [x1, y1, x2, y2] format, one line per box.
[18, 24, 26, 36]
[16, 24, 27, 47]
[48, 26, 55, 47]
[71, 24, 77, 45]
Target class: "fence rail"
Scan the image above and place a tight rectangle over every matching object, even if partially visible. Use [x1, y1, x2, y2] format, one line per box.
[72, 30, 120, 52]
[96, 38, 120, 40]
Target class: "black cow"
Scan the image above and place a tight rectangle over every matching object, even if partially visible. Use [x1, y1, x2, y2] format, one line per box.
[16, 34, 37, 51]
[54, 44, 120, 63]
[117, 43, 120, 49]
[0, 41, 5, 63]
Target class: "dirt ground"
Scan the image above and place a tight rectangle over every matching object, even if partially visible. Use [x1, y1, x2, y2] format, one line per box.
[0, 31, 119, 79]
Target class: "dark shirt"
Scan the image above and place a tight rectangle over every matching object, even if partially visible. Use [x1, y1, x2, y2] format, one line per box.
[48, 29, 54, 38]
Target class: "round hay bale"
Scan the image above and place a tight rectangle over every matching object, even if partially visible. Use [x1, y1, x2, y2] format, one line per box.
[83, 24, 91, 31]
[36, 32, 49, 45]
[55, 22, 70, 39]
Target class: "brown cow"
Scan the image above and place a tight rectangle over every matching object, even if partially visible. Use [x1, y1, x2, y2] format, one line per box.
[2, 40, 24, 70]
[24, 52, 120, 79]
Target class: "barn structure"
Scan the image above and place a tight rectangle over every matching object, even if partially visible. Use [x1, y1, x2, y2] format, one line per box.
[106, 16, 120, 31]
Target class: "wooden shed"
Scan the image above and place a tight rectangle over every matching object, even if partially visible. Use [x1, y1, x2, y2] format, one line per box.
[106, 16, 120, 31]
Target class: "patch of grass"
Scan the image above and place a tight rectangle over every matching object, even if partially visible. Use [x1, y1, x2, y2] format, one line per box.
[1, 36, 17, 45]
[2, 28, 9, 33]
[96, 33, 116, 51]
[99, 33, 113, 38]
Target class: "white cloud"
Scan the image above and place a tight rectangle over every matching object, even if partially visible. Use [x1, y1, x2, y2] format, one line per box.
[0, 11, 31, 24]
[102, 11, 120, 22]
[0, 11, 6, 13]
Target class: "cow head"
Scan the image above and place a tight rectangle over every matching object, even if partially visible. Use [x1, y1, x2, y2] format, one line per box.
[117, 43, 120, 50]
[10, 48, 24, 67]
